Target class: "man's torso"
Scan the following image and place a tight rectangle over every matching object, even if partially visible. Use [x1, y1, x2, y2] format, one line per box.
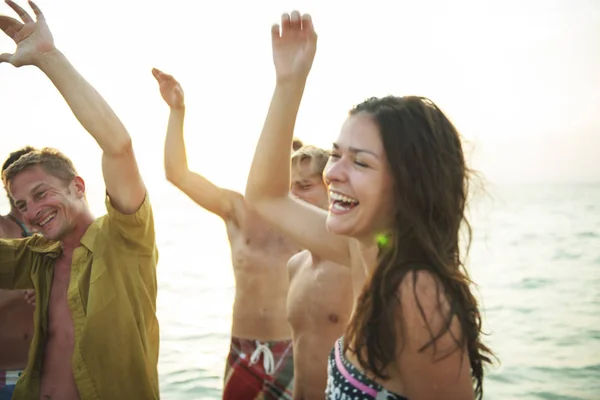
[286, 250, 353, 399]
[9, 196, 159, 400]
[226, 204, 301, 341]
[39, 252, 80, 400]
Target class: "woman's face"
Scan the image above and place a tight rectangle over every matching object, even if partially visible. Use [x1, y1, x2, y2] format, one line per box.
[324, 112, 396, 243]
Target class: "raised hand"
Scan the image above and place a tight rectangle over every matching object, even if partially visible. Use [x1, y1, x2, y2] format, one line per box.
[152, 68, 185, 109]
[0, 0, 55, 67]
[271, 11, 317, 84]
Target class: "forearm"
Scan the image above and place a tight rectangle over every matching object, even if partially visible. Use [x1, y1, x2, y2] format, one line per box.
[164, 107, 188, 182]
[37, 50, 131, 155]
[161, 106, 234, 218]
[245, 79, 306, 202]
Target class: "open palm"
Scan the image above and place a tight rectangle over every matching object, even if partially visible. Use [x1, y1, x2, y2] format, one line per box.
[271, 11, 317, 83]
[0, 0, 55, 67]
[152, 68, 185, 109]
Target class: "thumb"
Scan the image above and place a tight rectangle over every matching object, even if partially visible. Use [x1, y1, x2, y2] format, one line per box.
[0, 53, 13, 64]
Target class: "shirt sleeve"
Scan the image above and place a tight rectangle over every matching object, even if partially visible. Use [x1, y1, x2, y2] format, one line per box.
[0, 237, 35, 289]
[105, 193, 156, 256]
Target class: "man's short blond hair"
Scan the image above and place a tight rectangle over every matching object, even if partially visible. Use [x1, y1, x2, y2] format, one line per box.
[3, 147, 78, 188]
[291, 145, 330, 176]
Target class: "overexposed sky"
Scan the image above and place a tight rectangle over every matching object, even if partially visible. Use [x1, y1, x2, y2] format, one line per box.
[0, 0, 598, 204]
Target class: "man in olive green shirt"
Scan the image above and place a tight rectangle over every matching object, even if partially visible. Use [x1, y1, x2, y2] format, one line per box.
[0, 2, 159, 399]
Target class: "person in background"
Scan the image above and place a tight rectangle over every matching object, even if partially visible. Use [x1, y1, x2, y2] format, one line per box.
[154, 68, 299, 399]
[0, 146, 35, 400]
[286, 144, 354, 399]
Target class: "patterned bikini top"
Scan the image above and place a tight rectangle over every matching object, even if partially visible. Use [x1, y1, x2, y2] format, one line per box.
[325, 337, 407, 400]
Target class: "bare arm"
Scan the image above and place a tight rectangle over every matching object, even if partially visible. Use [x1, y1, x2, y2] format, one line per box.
[155, 68, 238, 222]
[0, 2, 145, 214]
[245, 12, 350, 266]
[164, 107, 238, 220]
[39, 51, 146, 214]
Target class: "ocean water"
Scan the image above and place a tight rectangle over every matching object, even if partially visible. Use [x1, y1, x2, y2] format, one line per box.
[465, 183, 600, 400]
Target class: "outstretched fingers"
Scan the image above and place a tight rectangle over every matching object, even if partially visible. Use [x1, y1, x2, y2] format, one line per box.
[290, 10, 301, 30]
[301, 13, 315, 36]
[271, 23, 280, 42]
[5, 0, 33, 23]
[278, 11, 316, 37]
[27, 0, 44, 20]
[280, 12, 291, 34]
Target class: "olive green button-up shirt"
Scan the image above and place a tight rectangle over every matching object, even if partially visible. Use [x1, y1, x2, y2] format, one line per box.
[0, 195, 159, 399]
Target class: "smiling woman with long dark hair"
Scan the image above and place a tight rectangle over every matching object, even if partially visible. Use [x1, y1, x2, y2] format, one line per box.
[245, 10, 494, 400]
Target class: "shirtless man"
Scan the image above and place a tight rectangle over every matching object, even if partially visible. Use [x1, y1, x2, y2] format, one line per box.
[0, 2, 159, 399]
[153, 69, 353, 399]
[153, 68, 299, 399]
[286, 147, 354, 400]
[0, 146, 35, 400]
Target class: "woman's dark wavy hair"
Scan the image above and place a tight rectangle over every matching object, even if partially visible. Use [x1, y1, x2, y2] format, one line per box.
[343, 96, 494, 399]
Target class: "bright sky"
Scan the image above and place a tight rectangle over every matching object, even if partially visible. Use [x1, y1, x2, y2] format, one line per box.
[0, 0, 598, 204]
